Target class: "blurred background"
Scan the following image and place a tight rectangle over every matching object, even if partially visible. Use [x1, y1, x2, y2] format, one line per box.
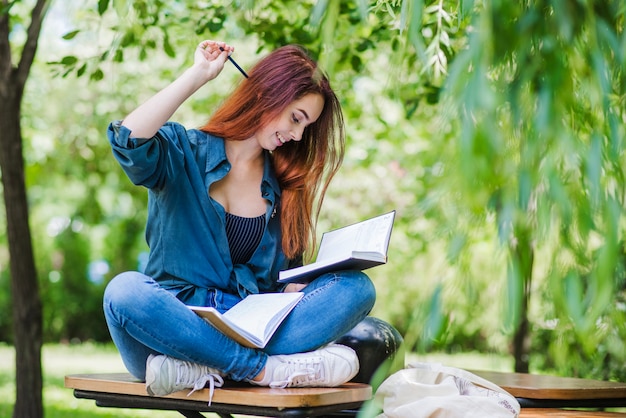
[1, 0, 625, 416]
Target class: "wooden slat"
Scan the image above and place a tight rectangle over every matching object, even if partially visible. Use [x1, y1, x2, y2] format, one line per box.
[519, 409, 626, 417]
[472, 370, 626, 401]
[64, 373, 372, 408]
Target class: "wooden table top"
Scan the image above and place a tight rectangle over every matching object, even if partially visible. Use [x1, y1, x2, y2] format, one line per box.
[65, 373, 372, 408]
[66, 370, 626, 415]
[472, 370, 626, 400]
[519, 409, 626, 417]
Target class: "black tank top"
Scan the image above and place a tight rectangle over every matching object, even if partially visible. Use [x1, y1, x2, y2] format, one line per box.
[224, 212, 265, 264]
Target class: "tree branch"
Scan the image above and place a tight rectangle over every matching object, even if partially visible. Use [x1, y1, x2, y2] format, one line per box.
[0, 0, 13, 97]
[16, 0, 49, 88]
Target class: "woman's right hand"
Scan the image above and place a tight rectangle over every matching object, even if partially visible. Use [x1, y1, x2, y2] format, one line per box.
[121, 40, 236, 139]
[193, 40, 235, 82]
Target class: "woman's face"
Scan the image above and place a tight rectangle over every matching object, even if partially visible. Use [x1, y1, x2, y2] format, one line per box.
[254, 93, 324, 151]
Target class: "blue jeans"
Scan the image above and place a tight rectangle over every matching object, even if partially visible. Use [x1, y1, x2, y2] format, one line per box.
[103, 270, 376, 382]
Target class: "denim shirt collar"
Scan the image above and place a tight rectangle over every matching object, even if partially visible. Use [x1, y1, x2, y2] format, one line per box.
[203, 135, 282, 202]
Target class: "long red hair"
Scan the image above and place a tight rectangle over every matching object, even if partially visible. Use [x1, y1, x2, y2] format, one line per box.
[201, 45, 345, 260]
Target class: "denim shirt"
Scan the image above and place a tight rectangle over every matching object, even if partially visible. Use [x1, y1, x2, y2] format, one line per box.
[107, 120, 293, 304]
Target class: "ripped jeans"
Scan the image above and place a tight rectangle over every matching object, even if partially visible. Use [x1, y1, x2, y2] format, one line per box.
[103, 270, 376, 382]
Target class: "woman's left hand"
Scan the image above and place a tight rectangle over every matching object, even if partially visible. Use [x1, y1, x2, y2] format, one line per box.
[284, 283, 308, 292]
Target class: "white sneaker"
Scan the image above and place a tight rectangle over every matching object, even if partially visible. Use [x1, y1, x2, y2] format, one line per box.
[254, 344, 359, 388]
[145, 354, 224, 402]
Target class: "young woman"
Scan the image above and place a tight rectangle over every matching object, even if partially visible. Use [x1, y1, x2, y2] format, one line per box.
[103, 40, 376, 397]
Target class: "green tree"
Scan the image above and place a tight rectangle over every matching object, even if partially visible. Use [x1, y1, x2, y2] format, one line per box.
[3, 1, 626, 415]
[0, 1, 48, 416]
[437, 0, 626, 374]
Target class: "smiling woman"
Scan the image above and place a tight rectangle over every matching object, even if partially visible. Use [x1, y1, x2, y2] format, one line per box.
[202, 45, 345, 259]
[258, 93, 324, 149]
[102, 40, 376, 398]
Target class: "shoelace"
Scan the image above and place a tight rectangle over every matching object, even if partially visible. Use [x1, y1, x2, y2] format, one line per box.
[175, 362, 224, 405]
[269, 357, 324, 389]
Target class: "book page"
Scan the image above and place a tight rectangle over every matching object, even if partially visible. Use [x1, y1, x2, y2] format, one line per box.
[316, 212, 395, 262]
[189, 292, 303, 348]
[222, 292, 303, 341]
[278, 211, 395, 283]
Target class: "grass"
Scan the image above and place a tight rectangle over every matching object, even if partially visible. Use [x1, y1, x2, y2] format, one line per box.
[4, 343, 625, 416]
[0, 343, 514, 417]
[0, 342, 181, 417]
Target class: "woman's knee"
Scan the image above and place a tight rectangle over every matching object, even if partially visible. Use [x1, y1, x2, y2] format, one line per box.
[356, 272, 377, 311]
[332, 270, 377, 311]
[103, 271, 151, 308]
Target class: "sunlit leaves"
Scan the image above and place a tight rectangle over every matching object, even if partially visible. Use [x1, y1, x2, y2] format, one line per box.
[422, 1, 453, 81]
[437, 0, 626, 374]
[402, 284, 447, 352]
[15, 0, 626, 377]
[195, 6, 227, 34]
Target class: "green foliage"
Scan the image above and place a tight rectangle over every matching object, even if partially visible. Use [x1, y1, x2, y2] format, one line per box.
[3, 0, 626, 381]
[0, 343, 515, 417]
[438, 0, 626, 374]
[0, 343, 183, 416]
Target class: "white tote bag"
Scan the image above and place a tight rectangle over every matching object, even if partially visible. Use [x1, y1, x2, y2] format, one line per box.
[375, 362, 520, 418]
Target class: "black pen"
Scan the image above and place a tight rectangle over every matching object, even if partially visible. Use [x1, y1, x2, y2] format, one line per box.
[220, 47, 249, 78]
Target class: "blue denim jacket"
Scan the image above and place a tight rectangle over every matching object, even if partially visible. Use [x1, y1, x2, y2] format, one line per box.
[107, 121, 293, 304]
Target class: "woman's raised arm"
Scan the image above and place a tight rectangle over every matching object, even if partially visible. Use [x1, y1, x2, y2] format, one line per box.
[121, 40, 234, 139]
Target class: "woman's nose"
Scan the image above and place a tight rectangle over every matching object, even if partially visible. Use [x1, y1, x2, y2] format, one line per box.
[290, 127, 304, 141]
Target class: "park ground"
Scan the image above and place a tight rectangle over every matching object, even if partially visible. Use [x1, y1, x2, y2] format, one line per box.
[0, 343, 513, 417]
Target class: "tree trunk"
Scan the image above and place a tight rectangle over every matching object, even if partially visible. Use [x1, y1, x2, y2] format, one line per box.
[0, 1, 48, 416]
[511, 227, 534, 374]
[512, 287, 531, 373]
[0, 79, 44, 418]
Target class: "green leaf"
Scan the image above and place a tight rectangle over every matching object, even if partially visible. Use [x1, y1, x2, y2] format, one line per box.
[460, 0, 475, 19]
[407, 0, 425, 55]
[112, 0, 129, 18]
[350, 55, 362, 72]
[356, 0, 368, 21]
[310, 0, 329, 28]
[98, 0, 109, 16]
[564, 271, 585, 328]
[76, 63, 87, 77]
[421, 285, 446, 348]
[446, 233, 466, 262]
[518, 169, 531, 210]
[163, 33, 175, 58]
[61, 56, 78, 66]
[120, 32, 135, 48]
[586, 134, 602, 206]
[207, 18, 224, 33]
[504, 259, 523, 333]
[62, 30, 80, 40]
[90, 68, 104, 81]
[0, 1, 16, 15]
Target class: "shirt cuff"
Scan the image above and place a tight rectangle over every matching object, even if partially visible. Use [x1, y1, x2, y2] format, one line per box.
[109, 120, 152, 149]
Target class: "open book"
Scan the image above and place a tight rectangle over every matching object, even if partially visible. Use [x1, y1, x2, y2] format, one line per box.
[278, 211, 396, 284]
[188, 292, 303, 349]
